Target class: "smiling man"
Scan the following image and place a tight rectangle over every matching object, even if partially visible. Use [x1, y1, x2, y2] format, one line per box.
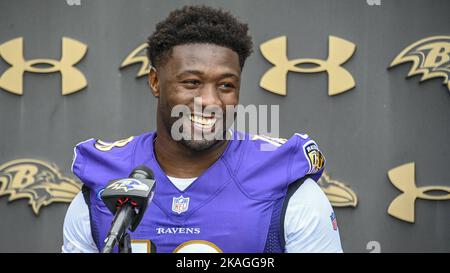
[62, 5, 342, 253]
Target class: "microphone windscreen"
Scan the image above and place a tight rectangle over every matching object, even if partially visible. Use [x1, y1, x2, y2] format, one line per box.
[130, 165, 154, 180]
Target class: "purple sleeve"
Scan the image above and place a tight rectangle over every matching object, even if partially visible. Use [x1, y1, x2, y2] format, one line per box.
[70, 136, 139, 191]
[289, 134, 326, 183]
[71, 139, 95, 183]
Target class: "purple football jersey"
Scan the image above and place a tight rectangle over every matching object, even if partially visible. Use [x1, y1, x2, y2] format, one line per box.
[72, 130, 325, 252]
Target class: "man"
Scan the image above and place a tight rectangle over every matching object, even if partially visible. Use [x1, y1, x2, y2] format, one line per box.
[62, 5, 342, 253]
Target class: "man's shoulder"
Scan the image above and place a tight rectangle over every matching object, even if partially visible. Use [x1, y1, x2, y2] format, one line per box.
[72, 131, 154, 156]
[71, 131, 155, 190]
[228, 131, 325, 200]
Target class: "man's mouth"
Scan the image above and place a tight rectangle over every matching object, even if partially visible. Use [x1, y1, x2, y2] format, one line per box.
[189, 114, 217, 130]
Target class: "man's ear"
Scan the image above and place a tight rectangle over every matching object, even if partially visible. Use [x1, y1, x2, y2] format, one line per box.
[148, 67, 160, 98]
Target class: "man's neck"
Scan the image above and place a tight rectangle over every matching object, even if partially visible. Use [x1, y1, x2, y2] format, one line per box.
[154, 129, 229, 178]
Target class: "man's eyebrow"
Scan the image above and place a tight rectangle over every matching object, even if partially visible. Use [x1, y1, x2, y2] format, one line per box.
[176, 70, 240, 80]
[220, 73, 240, 80]
[176, 70, 204, 79]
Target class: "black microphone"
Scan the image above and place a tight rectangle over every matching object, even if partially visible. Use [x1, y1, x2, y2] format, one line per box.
[100, 165, 156, 253]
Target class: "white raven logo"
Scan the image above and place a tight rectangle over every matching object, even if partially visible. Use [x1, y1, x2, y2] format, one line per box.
[107, 179, 149, 192]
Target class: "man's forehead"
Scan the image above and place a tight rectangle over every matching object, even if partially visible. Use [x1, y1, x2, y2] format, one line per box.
[165, 43, 241, 72]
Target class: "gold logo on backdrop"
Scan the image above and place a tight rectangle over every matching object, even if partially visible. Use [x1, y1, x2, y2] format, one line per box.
[120, 43, 150, 77]
[389, 36, 450, 91]
[0, 37, 88, 95]
[319, 172, 358, 207]
[260, 36, 356, 96]
[94, 136, 135, 151]
[387, 162, 450, 223]
[0, 159, 81, 214]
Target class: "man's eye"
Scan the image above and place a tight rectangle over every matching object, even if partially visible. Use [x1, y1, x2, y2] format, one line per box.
[219, 83, 235, 89]
[182, 80, 201, 87]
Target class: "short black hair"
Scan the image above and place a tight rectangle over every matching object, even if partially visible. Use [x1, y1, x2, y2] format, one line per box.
[147, 5, 253, 69]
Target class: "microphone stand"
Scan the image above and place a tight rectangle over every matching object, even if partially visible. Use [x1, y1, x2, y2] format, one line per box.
[119, 233, 132, 253]
[101, 166, 156, 253]
[102, 204, 135, 253]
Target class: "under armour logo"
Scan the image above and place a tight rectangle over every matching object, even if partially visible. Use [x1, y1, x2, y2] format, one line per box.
[0, 37, 88, 95]
[388, 162, 450, 223]
[260, 35, 356, 96]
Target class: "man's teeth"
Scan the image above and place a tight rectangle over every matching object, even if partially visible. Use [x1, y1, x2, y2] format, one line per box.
[189, 115, 216, 128]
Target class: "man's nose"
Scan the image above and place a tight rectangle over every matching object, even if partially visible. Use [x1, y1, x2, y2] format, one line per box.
[200, 84, 222, 107]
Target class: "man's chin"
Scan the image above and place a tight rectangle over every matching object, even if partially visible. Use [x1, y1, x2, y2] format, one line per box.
[179, 138, 221, 152]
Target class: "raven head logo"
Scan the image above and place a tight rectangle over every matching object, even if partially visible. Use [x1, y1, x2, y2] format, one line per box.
[120, 43, 150, 78]
[107, 179, 149, 192]
[0, 159, 81, 215]
[318, 172, 358, 207]
[389, 36, 450, 91]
